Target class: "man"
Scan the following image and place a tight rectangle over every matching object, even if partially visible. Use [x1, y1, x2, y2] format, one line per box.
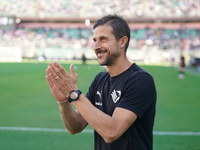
[81, 53, 87, 66]
[46, 14, 157, 150]
[178, 56, 185, 79]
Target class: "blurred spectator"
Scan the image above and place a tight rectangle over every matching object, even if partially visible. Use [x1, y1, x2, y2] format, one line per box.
[1, 27, 200, 50]
[0, 0, 200, 18]
[178, 56, 186, 79]
[82, 53, 87, 66]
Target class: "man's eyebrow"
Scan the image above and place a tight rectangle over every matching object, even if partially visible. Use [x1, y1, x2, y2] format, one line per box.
[93, 35, 108, 41]
[100, 35, 107, 39]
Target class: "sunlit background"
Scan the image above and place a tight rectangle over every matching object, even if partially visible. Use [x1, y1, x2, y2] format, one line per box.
[0, 1, 200, 150]
[0, 0, 200, 68]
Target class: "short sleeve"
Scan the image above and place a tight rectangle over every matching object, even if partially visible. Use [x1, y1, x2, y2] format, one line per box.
[86, 72, 107, 105]
[86, 77, 96, 105]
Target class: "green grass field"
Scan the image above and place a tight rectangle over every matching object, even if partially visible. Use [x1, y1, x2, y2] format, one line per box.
[0, 61, 200, 150]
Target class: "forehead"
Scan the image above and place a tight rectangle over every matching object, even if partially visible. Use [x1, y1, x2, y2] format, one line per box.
[93, 24, 114, 38]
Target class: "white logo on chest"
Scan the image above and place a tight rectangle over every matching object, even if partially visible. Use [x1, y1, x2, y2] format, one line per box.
[95, 102, 102, 106]
[111, 90, 121, 103]
[96, 91, 102, 99]
[96, 91, 102, 106]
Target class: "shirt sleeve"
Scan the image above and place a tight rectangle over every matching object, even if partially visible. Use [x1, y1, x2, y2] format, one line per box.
[86, 72, 105, 105]
[86, 78, 96, 105]
[117, 72, 156, 118]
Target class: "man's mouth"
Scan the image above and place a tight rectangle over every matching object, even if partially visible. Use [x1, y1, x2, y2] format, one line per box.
[96, 49, 107, 58]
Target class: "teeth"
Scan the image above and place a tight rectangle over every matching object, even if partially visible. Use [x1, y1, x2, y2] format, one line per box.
[96, 50, 107, 58]
[97, 50, 106, 54]
[97, 52, 104, 58]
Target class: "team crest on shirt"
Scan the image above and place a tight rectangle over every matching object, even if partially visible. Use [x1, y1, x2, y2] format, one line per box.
[111, 90, 121, 103]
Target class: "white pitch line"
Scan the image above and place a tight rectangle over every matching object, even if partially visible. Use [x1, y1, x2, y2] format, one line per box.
[153, 131, 200, 136]
[0, 126, 93, 133]
[0, 126, 200, 136]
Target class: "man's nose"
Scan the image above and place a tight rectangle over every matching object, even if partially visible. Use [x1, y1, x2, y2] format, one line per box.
[93, 41, 101, 51]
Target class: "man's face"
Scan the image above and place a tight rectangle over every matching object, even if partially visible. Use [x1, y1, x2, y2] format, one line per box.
[93, 24, 121, 66]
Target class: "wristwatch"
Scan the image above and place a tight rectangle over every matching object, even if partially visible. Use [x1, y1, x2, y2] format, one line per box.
[68, 90, 82, 103]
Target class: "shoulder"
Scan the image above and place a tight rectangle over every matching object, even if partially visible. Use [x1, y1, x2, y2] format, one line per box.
[94, 71, 109, 81]
[91, 71, 109, 86]
[124, 64, 156, 91]
[128, 63, 154, 81]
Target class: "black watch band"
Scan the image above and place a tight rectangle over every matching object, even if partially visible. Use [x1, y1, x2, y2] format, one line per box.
[68, 89, 82, 103]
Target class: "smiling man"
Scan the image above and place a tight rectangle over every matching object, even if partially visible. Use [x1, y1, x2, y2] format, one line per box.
[46, 14, 157, 150]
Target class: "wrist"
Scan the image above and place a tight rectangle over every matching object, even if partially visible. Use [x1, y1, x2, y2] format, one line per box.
[57, 99, 69, 104]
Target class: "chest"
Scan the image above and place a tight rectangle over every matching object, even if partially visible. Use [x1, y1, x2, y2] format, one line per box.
[94, 78, 125, 116]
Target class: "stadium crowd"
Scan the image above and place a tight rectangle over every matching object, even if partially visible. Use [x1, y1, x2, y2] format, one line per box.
[0, 0, 200, 18]
[0, 27, 200, 51]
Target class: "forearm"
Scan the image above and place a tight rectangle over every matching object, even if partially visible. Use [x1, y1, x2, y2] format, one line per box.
[58, 101, 87, 134]
[73, 94, 119, 142]
[46, 62, 136, 142]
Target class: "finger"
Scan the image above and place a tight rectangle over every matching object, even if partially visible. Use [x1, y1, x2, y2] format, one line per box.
[54, 62, 70, 77]
[46, 67, 56, 83]
[46, 68, 50, 75]
[48, 63, 63, 79]
[46, 66, 55, 86]
[70, 64, 78, 78]
[46, 75, 54, 88]
[48, 71, 58, 85]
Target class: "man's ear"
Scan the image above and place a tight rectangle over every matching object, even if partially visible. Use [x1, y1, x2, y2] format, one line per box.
[119, 36, 128, 49]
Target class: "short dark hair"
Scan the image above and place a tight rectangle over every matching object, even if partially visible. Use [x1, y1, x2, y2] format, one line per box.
[93, 14, 130, 52]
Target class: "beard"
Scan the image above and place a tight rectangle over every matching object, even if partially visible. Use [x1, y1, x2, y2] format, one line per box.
[98, 48, 121, 66]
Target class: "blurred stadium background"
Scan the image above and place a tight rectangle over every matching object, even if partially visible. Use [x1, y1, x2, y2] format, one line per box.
[0, 0, 200, 69]
[1, 0, 200, 150]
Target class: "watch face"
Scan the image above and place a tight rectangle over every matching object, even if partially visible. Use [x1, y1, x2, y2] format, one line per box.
[70, 91, 78, 100]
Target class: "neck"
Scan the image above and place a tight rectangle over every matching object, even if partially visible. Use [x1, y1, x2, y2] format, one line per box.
[106, 56, 132, 77]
